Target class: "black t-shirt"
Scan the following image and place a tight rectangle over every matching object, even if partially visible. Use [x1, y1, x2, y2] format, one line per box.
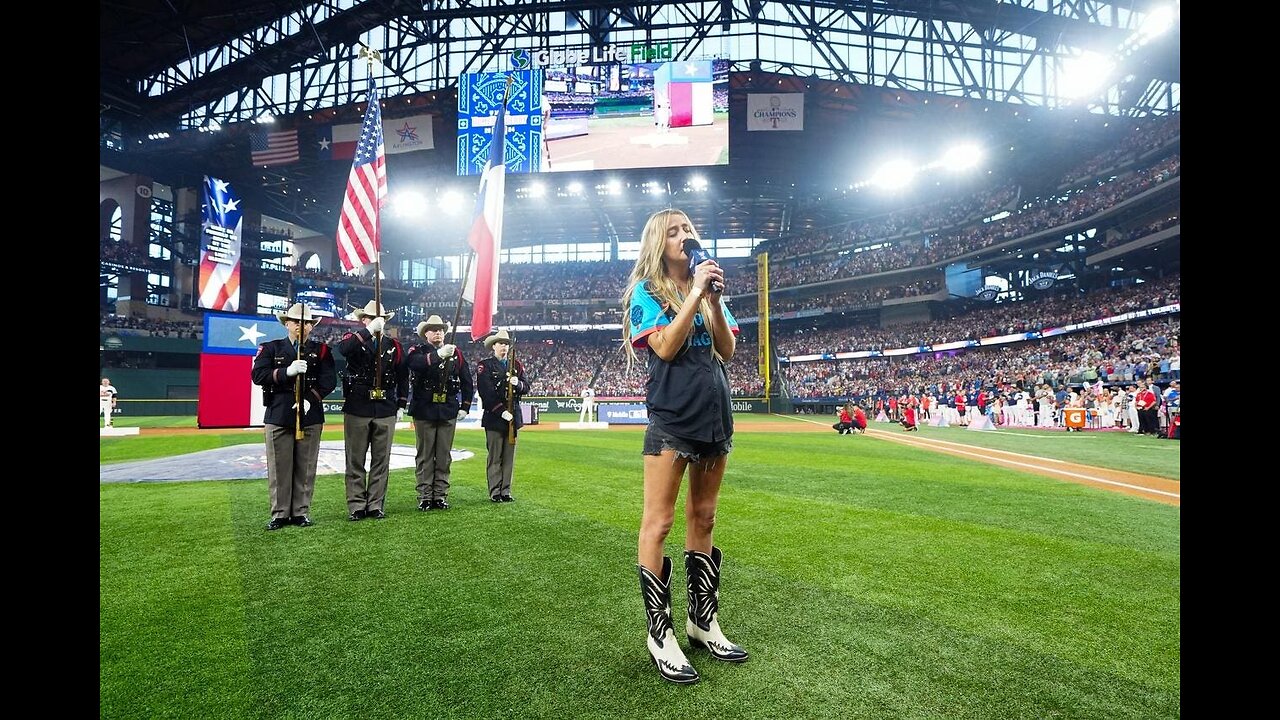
[628, 282, 739, 443]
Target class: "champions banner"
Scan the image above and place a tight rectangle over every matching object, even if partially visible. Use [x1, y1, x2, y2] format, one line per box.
[198, 176, 244, 311]
[747, 93, 804, 131]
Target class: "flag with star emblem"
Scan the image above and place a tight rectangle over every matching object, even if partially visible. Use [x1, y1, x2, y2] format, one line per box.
[335, 77, 388, 272]
[249, 129, 299, 166]
[654, 61, 714, 128]
[384, 114, 434, 154]
[198, 312, 289, 428]
[319, 116, 432, 160]
[318, 124, 360, 161]
[462, 77, 511, 341]
[199, 176, 243, 311]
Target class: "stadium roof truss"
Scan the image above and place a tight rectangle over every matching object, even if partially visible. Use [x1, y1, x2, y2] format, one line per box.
[101, 0, 1179, 134]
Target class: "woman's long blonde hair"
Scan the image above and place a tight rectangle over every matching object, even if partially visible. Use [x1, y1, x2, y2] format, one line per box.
[620, 208, 720, 367]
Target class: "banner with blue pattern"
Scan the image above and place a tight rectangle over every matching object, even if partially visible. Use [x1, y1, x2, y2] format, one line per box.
[457, 70, 543, 175]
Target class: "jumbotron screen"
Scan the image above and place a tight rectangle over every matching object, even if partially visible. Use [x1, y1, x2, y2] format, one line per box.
[457, 51, 729, 176]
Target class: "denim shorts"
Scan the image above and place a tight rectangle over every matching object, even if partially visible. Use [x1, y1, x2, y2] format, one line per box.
[642, 423, 733, 462]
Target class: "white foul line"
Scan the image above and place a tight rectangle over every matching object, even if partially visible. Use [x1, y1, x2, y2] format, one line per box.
[770, 414, 1180, 500]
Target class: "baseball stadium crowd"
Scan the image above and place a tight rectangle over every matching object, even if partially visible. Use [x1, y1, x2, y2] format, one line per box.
[100, 239, 163, 268]
[784, 316, 1178, 400]
[1058, 114, 1180, 187]
[736, 152, 1180, 289]
[773, 274, 1179, 356]
[100, 313, 204, 339]
[1100, 214, 1181, 249]
[764, 279, 944, 313]
[761, 183, 1021, 262]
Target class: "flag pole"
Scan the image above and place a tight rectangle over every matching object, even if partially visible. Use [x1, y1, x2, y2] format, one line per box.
[359, 43, 388, 400]
[295, 302, 308, 440]
[507, 332, 517, 446]
[447, 253, 473, 349]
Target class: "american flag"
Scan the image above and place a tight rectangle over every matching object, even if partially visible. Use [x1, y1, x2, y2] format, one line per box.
[336, 78, 387, 272]
[198, 175, 243, 312]
[249, 129, 299, 166]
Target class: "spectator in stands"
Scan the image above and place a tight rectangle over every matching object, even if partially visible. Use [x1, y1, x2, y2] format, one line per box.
[338, 301, 409, 521]
[252, 304, 336, 531]
[405, 315, 473, 511]
[100, 377, 118, 428]
[475, 328, 530, 503]
[622, 208, 746, 684]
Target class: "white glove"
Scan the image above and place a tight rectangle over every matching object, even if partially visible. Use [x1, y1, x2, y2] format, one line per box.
[286, 359, 308, 377]
[438, 343, 456, 359]
[457, 409, 469, 421]
[501, 410, 514, 422]
[397, 408, 406, 421]
[508, 376, 520, 387]
[367, 316, 385, 335]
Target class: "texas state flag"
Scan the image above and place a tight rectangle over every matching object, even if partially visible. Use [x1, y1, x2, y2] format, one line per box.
[654, 61, 715, 127]
[198, 312, 289, 429]
[316, 124, 360, 161]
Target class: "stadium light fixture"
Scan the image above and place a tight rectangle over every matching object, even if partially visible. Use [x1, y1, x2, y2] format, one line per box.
[567, 181, 584, 195]
[941, 144, 983, 172]
[1059, 51, 1115, 99]
[690, 175, 708, 190]
[393, 190, 427, 218]
[607, 179, 623, 195]
[870, 160, 916, 190]
[528, 182, 545, 198]
[439, 190, 465, 214]
[1138, 5, 1177, 40]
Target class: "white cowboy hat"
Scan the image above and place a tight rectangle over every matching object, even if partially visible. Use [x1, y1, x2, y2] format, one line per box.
[276, 303, 317, 325]
[416, 314, 449, 339]
[348, 300, 394, 321]
[484, 328, 514, 349]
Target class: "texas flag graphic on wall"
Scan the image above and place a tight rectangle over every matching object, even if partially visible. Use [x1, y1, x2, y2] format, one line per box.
[198, 312, 288, 428]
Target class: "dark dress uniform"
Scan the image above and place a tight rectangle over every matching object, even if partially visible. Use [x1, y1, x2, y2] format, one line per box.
[337, 328, 410, 518]
[405, 342, 474, 508]
[475, 356, 530, 501]
[251, 336, 337, 524]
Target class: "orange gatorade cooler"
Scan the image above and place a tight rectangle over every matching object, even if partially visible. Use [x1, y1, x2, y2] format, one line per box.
[1064, 408, 1086, 429]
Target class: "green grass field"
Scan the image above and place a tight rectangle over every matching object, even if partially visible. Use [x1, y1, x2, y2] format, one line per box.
[103, 413, 1182, 480]
[101, 415, 1180, 718]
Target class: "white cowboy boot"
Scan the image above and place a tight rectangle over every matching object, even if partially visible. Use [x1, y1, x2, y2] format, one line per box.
[638, 557, 699, 683]
[685, 547, 749, 663]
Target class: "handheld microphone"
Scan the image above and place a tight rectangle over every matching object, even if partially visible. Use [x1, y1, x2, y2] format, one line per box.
[683, 238, 723, 294]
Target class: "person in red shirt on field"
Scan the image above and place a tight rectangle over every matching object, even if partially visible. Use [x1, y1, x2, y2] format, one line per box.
[852, 404, 867, 433]
[833, 403, 855, 435]
[955, 391, 968, 426]
[900, 404, 919, 432]
[1134, 382, 1159, 435]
